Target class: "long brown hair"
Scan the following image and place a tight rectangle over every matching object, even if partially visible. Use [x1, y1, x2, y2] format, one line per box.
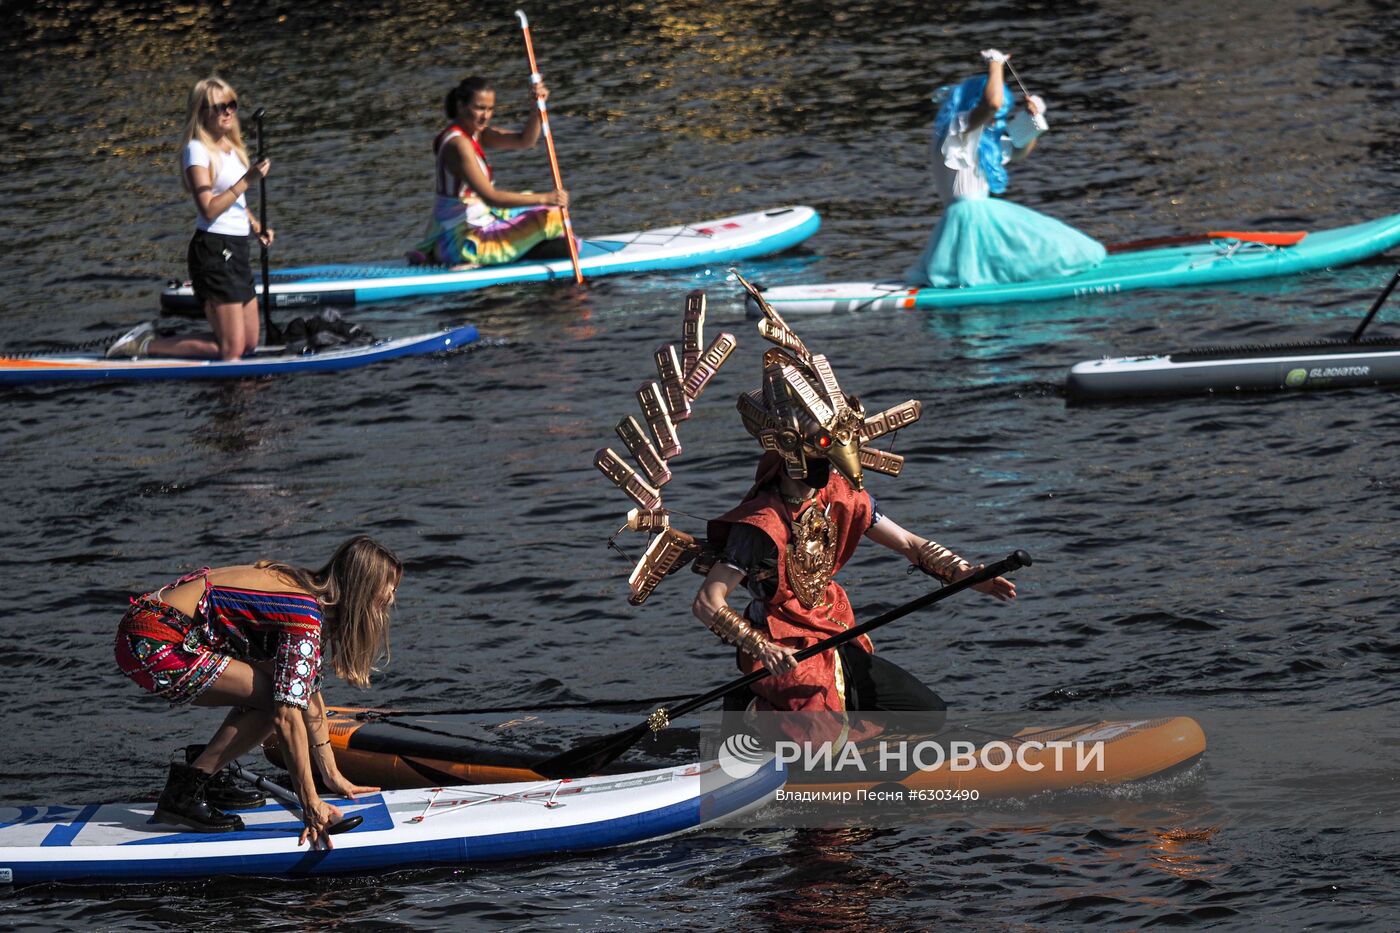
[181, 76, 250, 192]
[258, 535, 402, 688]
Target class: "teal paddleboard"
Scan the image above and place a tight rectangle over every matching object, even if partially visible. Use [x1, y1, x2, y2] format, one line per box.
[750, 213, 1400, 314]
[161, 206, 819, 312]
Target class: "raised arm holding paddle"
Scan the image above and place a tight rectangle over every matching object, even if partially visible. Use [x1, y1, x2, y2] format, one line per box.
[570, 273, 1023, 777]
[407, 14, 580, 274]
[905, 49, 1106, 289]
[515, 9, 583, 284]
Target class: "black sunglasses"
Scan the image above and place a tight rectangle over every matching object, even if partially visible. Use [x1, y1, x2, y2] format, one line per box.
[207, 100, 238, 116]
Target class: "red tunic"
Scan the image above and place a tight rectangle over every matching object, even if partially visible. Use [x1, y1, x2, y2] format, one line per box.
[708, 454, 873, 714]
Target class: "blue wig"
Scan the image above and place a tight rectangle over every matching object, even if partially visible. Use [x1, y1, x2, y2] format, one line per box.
[933, 75, 1015, 194]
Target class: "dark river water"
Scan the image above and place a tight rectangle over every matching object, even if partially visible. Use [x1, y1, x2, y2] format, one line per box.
[2, 0, 1398, 929]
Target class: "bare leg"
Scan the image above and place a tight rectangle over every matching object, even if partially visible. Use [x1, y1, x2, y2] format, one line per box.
[191, 708, 276, 775]
[143, 298, 260, 360]
[206, 298, 258, 360]
[190, 659, 276, 773]
[240, 297, 262, 355]
[145, 333, 223, 359]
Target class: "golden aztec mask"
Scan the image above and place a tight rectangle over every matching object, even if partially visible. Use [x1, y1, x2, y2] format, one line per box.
[733, 272, 923, 491]
[595, 273, 923, 605]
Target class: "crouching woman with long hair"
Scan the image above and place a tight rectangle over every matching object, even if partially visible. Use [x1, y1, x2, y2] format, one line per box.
[115, 535, 402, 849]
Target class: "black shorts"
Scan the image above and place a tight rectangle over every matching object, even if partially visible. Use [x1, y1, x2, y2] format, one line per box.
[187, 230, 255, 306]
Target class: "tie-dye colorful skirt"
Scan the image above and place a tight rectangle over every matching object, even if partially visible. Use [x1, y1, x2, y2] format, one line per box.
[414, 202, 569, 267]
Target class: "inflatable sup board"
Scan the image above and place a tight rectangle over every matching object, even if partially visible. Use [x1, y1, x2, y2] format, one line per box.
[297, 708, 1205, 799]
[160, 206, 820, 311]
[0, 756, 783, 885]
[1066, 338, 1400, 401]
[747, 213, 1400, 314]
[0, 324, 478, 386]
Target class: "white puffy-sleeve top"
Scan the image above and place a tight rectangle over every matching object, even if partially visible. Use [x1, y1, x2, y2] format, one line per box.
[930, 111, 1006, 204]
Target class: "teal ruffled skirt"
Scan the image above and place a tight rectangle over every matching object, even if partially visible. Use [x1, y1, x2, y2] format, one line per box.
[905, 197, 1106, 288]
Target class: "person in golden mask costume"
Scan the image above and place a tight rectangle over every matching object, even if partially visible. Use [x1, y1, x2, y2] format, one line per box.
[595, 274, 1015, 726]
[690, 282, 1016, 719]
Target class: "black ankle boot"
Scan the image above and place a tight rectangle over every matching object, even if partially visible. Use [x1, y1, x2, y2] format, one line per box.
[184, 745, 266, 810]
[154, 762, 245, 832]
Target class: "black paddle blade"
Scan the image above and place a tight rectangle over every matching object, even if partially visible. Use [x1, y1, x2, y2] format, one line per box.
[532, 722, 651, 780]
[328, 814, 363, 835]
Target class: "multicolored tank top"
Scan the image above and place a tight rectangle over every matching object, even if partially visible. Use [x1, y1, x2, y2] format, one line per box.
[434, 124, 493, 198]
[430, 124, 498, 231]
[167, 568, 325, 709]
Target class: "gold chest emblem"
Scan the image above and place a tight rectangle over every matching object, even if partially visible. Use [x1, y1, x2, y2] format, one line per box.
[786, 503, 838, 608]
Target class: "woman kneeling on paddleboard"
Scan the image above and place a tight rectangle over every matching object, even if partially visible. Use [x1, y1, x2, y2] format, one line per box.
[408, 75, 573, 268]
[115, 535, 401, 848]
[108, 77, 274, 361]
[904, 50, 1105, 288]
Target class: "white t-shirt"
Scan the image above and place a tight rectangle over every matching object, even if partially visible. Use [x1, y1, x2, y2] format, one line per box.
[182, 139, 250, 236]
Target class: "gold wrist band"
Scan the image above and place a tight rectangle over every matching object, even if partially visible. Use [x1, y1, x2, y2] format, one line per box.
[917, 540, 971, 583]
[707, 605, 770, 656]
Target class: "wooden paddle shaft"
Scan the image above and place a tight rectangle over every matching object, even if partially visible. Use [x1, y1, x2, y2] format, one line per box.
[515, 9, 584, 284]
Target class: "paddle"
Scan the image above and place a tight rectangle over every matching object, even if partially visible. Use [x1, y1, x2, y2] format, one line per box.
[350, 694, 693, 718]
[1349, 267, 1400, 342]
[514, 9, 584, 285]
[532, 549, 1033, 780]
[252, 107, 281, 343]
[1105, 229, 1307, 254]
[227, 761, 363, 835]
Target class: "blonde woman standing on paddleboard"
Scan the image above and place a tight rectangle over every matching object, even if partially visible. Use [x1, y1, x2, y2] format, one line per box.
[107, 77, 273, 360]
[409, 75, 572, 268]
[905, 50, 1105, 288]
[114, 536, 401, 850]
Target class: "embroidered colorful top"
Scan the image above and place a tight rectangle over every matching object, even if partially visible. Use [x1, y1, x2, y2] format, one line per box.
[171, 570, 325, 709]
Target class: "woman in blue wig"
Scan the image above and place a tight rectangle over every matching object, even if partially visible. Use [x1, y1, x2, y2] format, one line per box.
[905, 50, 1105, 288]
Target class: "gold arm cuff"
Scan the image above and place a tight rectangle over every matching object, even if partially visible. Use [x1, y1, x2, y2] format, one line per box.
[707, 605, 770, 656]
[917, 540, 971, 583]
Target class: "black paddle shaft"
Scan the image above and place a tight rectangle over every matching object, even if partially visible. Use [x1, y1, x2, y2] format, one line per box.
[1350, 267, 1400, 342]
[228, 761, 362, 835]
[252, 107, 279, 342]
[665, 549, 1032, 722]
[532, 549, 1032, 779]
